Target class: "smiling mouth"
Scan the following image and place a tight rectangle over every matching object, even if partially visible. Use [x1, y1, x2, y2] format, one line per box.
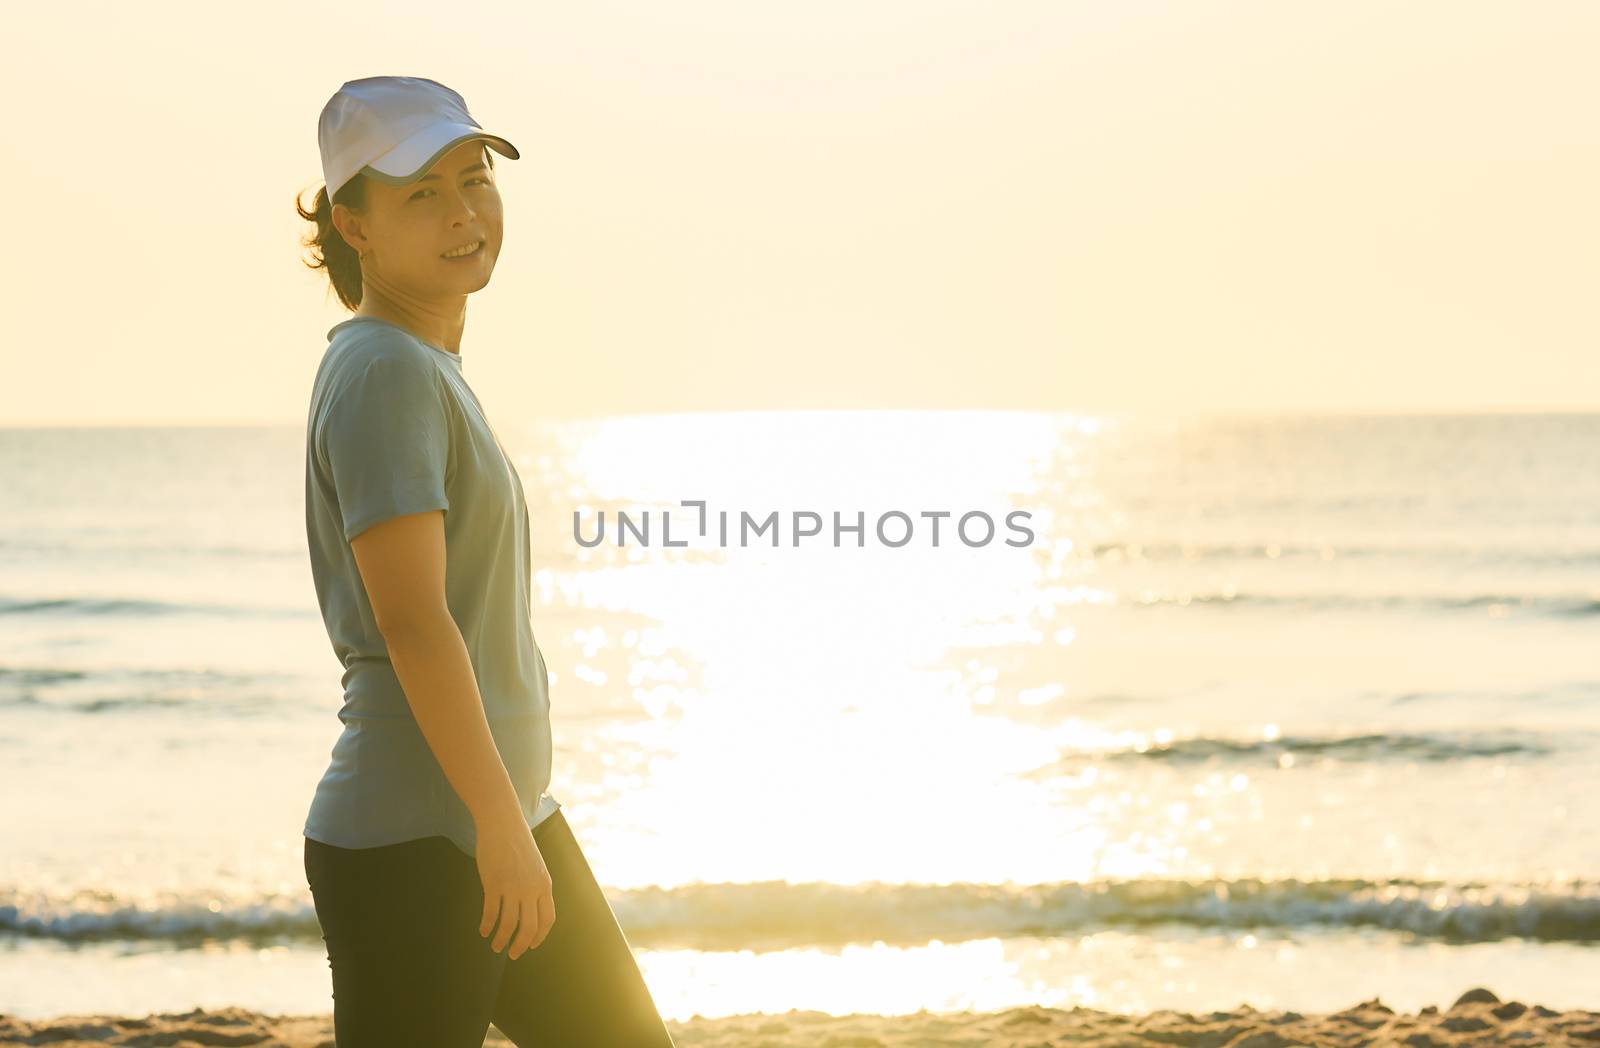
[440, 240, 484, 259]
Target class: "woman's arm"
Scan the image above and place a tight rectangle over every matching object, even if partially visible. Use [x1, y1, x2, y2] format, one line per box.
[353, 507, 555, 957]
[350, 507, 524, 829]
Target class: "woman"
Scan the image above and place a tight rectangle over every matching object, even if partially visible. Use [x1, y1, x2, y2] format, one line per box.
[293, 76, 675, 1047]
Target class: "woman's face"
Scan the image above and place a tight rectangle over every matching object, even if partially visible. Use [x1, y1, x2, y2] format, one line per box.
[339, 139, 505, 297]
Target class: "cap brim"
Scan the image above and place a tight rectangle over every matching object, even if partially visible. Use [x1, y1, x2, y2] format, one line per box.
[362, 122, 520, 186]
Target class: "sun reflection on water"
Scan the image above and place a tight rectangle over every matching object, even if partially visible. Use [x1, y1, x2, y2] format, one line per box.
[507, 411, 1221, 893]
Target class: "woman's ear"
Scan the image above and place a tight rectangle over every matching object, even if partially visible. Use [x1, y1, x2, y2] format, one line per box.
[330, 202, 369, 260]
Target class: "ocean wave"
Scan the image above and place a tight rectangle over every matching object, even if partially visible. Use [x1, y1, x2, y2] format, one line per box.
[1089, 540, 1600, 567]
[0, 665, 298, 715]
[1112, 589, 1600, 617]
[0, 537, 299, 558]
[1082, 729, 1560, 764]
[4, 877, 1596, 950]
[0, 596, 308, 619]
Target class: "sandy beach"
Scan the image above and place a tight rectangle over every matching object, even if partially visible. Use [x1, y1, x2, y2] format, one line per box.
[3, 987, 1597, 1047]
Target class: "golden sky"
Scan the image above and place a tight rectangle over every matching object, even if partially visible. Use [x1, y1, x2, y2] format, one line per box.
[3, 1, 1596, 425]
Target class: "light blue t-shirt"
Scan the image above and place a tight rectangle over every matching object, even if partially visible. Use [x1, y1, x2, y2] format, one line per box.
[302, 315, 560, 858]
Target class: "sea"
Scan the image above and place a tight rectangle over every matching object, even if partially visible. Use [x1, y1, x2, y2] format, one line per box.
[1, 411, 1597, 1022]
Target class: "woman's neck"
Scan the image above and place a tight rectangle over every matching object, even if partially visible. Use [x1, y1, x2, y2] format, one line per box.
[355, 267, 466, 355]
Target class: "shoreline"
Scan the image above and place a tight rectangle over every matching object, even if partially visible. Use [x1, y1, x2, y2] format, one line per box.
[3, 987, 1597, 1046]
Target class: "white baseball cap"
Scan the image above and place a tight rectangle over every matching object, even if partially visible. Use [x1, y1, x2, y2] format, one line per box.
[318, 76, 520, 200]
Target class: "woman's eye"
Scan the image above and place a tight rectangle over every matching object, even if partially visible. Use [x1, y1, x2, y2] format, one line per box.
[410, 177, 489, 201]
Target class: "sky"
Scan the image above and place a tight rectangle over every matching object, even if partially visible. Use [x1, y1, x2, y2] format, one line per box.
[2, 0, 1597, 426]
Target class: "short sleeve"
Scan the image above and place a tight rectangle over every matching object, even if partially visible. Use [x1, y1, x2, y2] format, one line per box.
[321, 351, 451, 543]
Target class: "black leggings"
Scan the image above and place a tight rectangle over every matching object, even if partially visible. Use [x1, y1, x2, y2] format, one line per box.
[304, 809, 677, 1047]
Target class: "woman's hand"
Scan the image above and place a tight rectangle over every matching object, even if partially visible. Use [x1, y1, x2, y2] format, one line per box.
[474, 809, 556, 959]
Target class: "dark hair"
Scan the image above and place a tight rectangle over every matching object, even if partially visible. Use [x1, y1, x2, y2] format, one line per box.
[295, 145, 497, 311]
[295, 174, 368, 310]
